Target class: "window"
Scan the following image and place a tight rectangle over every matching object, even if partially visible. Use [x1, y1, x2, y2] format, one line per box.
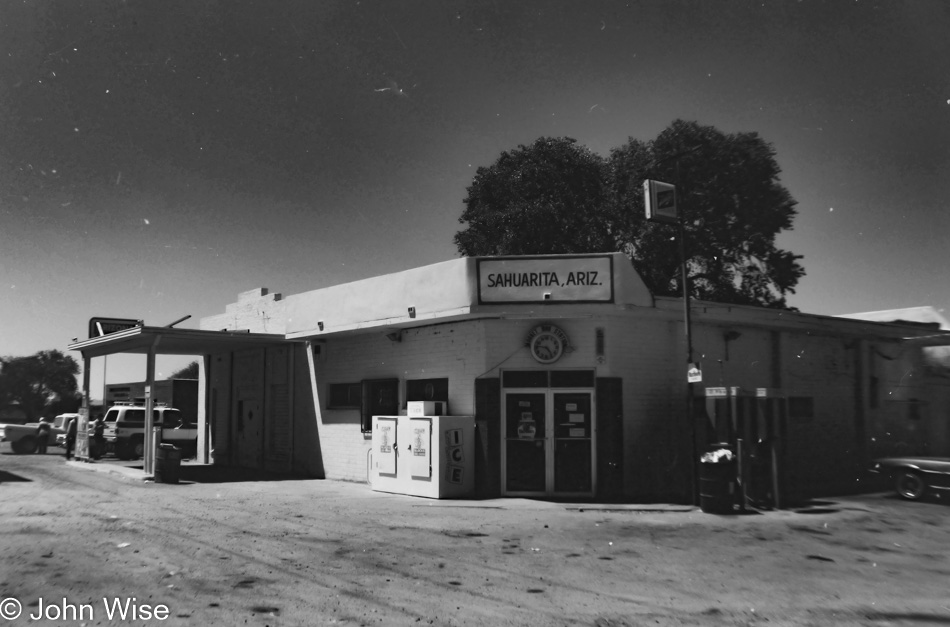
[406, 378, 448, 402]
[161, 411, 183, 428]
[361, 379, 399, 433]
[327, 383, 361, 409]
[788, 397, 814, 420]
[550, 370, 595, 388]
[502, 370, 596, 388]
[502, 371, 549, 388]
[122, 409, 145, 423]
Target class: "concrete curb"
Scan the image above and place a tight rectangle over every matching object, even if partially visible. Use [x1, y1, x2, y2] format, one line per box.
[62, 459, 867, 517]
[65, 459, 152, 482]
[565, 504, 697, 513]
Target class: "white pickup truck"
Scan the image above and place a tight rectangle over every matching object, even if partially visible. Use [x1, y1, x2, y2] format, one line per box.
[0, 413, 73, 454]
[107, 403, 198, 460]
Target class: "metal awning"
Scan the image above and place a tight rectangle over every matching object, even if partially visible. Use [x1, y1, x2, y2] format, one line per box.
[901, 333, 950, 347]
[68, 326, 296, 358]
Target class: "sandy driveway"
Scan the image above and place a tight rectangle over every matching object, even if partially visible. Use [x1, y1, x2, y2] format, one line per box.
[1, 449, 949, 626]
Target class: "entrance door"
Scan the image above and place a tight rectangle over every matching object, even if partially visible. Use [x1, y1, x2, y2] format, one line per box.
[553, 392, 593, 493]
[503, 390, 594, 496]
[504, 393, 547, 493]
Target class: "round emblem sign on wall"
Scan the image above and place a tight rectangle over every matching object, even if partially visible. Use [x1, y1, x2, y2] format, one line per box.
[527, 324, 570, 364]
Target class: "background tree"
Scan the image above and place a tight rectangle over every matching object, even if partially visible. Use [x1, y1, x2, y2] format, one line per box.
[454, 137, 614, 256]
[608, 119, 804, 309]
[170, 361, 200, 379]
[454, 120, 804, 309]
[0, 350, 81, 420]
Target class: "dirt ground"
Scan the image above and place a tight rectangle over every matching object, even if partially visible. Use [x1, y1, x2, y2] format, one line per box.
[1, 447, 949, 627]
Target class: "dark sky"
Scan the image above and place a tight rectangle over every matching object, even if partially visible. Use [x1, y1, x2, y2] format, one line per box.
[2, 1, 950, 383]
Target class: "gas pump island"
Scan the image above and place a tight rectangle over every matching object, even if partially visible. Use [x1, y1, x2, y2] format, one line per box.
[370, 402, 476, 499]
[699, 387, 787, 512]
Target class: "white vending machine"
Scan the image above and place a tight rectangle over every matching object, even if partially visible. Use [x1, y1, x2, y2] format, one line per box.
[371, 414, 475, 498]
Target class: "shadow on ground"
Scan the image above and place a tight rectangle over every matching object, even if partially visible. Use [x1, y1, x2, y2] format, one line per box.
[171, 464, 303, 484]
[0, 470, 33, 483]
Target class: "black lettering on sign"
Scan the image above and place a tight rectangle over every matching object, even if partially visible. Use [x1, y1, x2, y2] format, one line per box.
[565, 271, 603, 286]
[445, 429, 463, 447]
[486, 272, 567, 288]
[446, 465, 464, 484]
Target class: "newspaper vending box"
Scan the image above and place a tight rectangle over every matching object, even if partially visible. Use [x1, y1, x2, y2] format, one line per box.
[371, 415, 475, 498]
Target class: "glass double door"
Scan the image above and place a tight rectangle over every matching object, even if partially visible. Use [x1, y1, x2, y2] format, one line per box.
[503, 390, 594, 497]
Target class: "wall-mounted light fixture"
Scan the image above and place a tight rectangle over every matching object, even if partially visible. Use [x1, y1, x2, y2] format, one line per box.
[408, 307, 416, 319]
[311, 342, 325, 362]
[318, 321, 324, 331]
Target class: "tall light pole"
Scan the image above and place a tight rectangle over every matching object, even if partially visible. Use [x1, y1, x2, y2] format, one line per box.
[644, 151, 701, 504]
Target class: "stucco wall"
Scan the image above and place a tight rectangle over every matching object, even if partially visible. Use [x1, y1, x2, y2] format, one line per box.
[201, 288, 287, 334]
[780, 332, 860, 497]
[286, 259, 478, 337]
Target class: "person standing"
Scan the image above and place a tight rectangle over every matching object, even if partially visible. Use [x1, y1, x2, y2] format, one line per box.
[91, 416, 105, 460]
[35, 418, 51, 454]
[64, 415, 78, 460]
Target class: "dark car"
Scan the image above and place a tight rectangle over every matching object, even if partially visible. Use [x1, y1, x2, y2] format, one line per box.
[870, 457, 950, 500]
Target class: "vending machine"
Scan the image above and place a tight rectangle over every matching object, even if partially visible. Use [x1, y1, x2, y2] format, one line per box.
[370, 414, 475, 498]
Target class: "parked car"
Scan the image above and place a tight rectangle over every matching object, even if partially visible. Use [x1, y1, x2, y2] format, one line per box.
[1, 414, 72, 454]
[106, 402, 198, 460]
[870, 457, 950, 500]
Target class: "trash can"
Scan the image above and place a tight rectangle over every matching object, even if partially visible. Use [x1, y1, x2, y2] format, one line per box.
[155, 444, 182, 484]
[699, 447, 736, 514]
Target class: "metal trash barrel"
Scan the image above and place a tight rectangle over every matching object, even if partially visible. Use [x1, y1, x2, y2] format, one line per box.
[699, 461, 736, 514]
[155, 444, 182, 484]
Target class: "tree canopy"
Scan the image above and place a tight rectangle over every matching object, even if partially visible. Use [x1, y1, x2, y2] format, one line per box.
[454, 120, 804, 309]
[0, 350, 81, 420]
[453, 137, 614, 256]
[170, 361, 200, 379]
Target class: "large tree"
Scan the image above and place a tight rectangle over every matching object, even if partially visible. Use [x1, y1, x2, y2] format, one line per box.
[454, 137, 615, 256]
[0, 350, 81, 420]
[454, 120, 804, 309]
[608, 120, 803, 309]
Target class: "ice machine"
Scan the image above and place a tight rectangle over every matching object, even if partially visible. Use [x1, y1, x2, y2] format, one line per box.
[370, 415, 475, 498]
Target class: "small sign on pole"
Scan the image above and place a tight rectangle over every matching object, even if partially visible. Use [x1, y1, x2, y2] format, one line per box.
[687, 362, 702, 383]
[643, 179, 679, 224]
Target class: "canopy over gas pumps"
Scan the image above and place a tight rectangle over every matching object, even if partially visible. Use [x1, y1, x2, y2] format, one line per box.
[68, 324, 296, 475]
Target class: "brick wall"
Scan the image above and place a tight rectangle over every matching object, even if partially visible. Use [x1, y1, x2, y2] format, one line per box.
[203, 291, 949, 501]
[311, 321, 486, 482]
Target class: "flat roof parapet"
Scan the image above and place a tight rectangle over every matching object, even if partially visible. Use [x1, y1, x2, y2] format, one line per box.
[237, 288, 282, 303]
